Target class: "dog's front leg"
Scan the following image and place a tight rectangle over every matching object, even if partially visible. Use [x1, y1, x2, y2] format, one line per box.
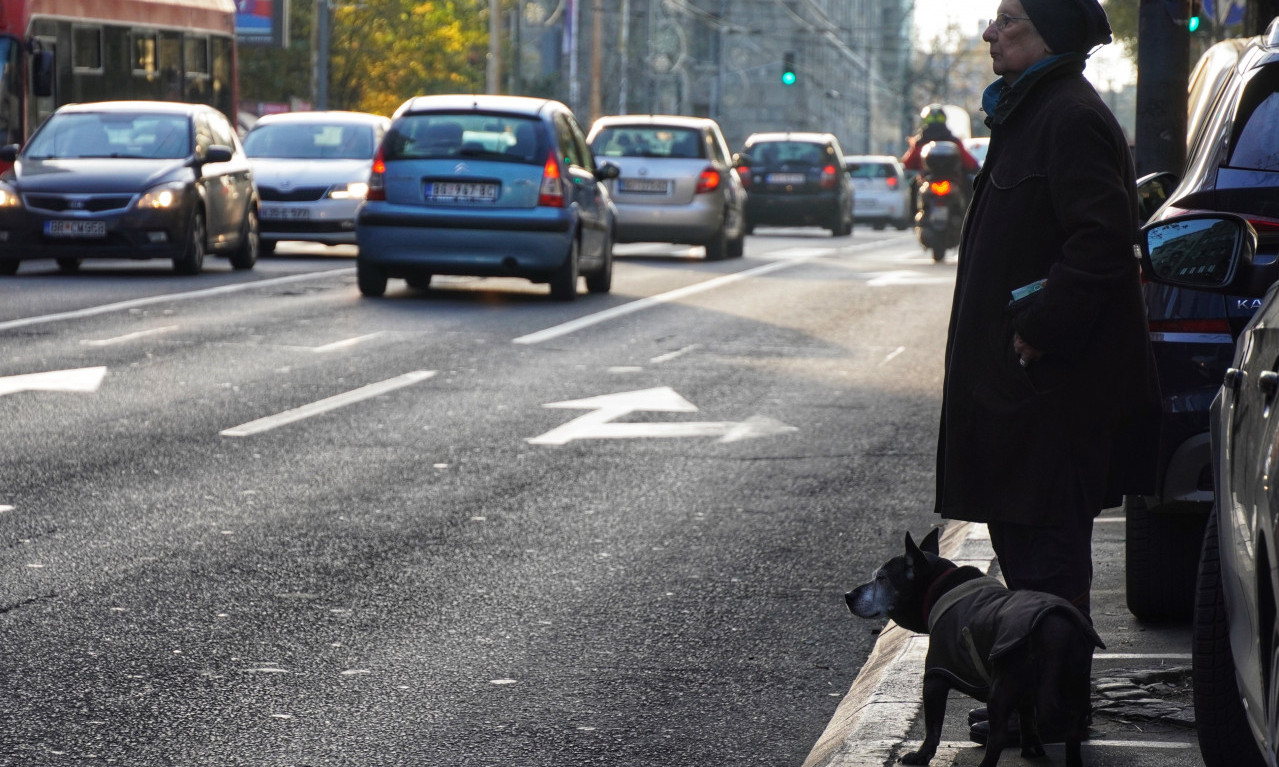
[901, 673, 949, 765]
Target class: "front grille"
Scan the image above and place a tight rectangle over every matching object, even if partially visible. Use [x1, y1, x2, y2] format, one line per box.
[26, 194, 133, 213]
[259, 186, 328, 202]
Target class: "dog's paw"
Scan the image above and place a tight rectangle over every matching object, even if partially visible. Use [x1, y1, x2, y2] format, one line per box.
[900, 751, 932, 765]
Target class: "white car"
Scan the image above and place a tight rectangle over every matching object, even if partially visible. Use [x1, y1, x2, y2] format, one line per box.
[963, 137, 990, 168]
[242, 111, 390, 254]
[845, 155, 911, 230]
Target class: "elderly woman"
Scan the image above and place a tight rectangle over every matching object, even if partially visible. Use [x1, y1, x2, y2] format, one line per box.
[936, 0, 1160, 742]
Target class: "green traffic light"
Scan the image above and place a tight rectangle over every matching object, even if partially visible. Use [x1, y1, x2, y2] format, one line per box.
[782, 71, 796, 85]
[1189, 15, 1201, 32]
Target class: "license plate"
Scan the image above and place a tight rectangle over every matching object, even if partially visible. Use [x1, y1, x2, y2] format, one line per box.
[425, 181, 499, 202]
[260, 205, 311, 221]
[930, 206, 950, 226]
[45, 220, 106, 238]
[767, 173, 806, 185]
[618, 178, 670, 194]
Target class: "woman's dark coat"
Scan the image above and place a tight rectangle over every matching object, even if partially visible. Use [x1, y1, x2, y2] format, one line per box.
[935, 55, 1160, 525]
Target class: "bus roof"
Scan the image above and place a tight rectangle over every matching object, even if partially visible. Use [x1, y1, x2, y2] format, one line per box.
[7, 0, 236, 35]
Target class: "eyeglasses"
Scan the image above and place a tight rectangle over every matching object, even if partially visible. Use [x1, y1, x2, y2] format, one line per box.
[987, 13, 1031, 31]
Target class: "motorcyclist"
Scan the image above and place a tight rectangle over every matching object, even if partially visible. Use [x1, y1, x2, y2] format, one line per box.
[901, 105, 980, 173]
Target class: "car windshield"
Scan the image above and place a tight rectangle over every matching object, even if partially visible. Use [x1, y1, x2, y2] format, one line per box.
[25, 113, 192, 160]
[244, 122, 375, 160]
[382, 112, 545, 165]
[748, 141, 828, 166]
[590, 126, 705, 159]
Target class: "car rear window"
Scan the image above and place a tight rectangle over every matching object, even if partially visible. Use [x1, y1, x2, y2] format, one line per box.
[848, 162, 894, 179]
[244, 122, 374, 160]
[747, 141, 830, 166]
[383, 112, 545, 165]
[1228, 66, 1279, 172]
[591, 126, 705, 159]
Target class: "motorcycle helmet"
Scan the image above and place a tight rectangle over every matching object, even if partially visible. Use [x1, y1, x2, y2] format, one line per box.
[920, 105, 947, 128]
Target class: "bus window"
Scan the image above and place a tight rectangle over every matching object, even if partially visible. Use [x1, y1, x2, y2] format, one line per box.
[72, 26, 103, 73]
[0, 39, 18, 145]
[133, 31, 158, 77]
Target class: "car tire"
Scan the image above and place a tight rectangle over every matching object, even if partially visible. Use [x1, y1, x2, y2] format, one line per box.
[1125, 495, 1210, 621]
[56, 258, 83, 273]
[549, 236, 579, 301]
[406, 274, 433, 291]
[585, 235, 612, 294]
[704, 222, 729, 261]
[173, 209, 206, 276]
[872, 222, 886, 231]
[357, 259, 387, 297]
[932, 246, 946, 262]
[831, 212, 852, 238]
[0, 260, 18, 275]
[228, 208, 259, 270]
[1193, 504, 1269, 767]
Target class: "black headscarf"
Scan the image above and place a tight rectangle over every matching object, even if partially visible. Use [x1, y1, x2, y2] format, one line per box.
[1021, 0, 1113, 54]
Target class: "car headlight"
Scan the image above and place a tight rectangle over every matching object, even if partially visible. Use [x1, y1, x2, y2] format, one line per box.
[329, 182, 368, 200]
[0, 183, 21, 208]
[137, 182, 186, 210]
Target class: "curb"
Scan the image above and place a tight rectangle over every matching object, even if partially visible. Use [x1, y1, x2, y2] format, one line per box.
[802, 522, 996, 767]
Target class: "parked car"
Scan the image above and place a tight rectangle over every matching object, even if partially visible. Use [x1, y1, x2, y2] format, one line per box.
[587, 114, 746, 260]
[0, 101, 259, 275]
[242, 110, 390, 255]
[1125, 26, 1279, 621]
[356, 95, 617, 301]
[735, 132, 853, 236]
[1136, 211, 1279, 767]
[962, 136, 990, 168]
[844, 154, 910, 230]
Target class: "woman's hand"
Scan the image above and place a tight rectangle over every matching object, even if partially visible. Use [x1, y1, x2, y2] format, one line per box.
[1013, 333, 1043, 368]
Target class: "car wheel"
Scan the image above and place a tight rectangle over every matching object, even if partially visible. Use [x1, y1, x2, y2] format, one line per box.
[932, 246, 946, 262]
[872, 222, 886, 231]
[228, 207, 259, 270]
[1193, 504, 1269, 767]
[830, 212, 852, 238]
[173, 209, 206, 275]
[357, 259, 387, 297]
[0, 260, 18, 275]
[56, 258, 83, 273]
[705, 221, 729, 261]
[1125, 496, 1210, 621]
[585, 234, 612, 294]
[406, 274, 433, 291]
[549, 236, 579, 301]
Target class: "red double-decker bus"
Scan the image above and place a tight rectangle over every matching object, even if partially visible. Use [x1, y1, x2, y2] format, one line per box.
[0, 0, 236, 150]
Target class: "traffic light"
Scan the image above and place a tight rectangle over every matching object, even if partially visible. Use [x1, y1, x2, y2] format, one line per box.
[781, 51, 796, 86]
[1189, 0, 1202, 32]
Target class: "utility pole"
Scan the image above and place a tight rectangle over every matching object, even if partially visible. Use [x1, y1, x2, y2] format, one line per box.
[590, 0, 603, 122]
[619, 0, 630, 114]
[568, 0, 581, 113]
[312, 0, 330, 109]
[1135, 0, 1189, 176]
[487, 0, 501, 94]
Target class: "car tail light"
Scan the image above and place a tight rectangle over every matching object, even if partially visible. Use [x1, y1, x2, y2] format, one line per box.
[929, 179, 952, 196]
[538, 151, 564, 207]
[885, 176, 898, 189]
[820, 164, 837, 189]
[737, 166, 752, 189]
[695, 167, 721, 194]
[1148, 318, 1231, 334]
[366, 145, 386, 201]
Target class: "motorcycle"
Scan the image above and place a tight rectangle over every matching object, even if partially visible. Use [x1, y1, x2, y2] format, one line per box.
[914, 141, 967, 262]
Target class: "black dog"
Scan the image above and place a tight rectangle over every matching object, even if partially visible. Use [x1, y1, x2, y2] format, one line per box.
[845, 530, 1103, 767]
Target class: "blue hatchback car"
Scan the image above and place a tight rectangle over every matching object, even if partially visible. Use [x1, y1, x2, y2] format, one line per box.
[355, 95, 618, 301]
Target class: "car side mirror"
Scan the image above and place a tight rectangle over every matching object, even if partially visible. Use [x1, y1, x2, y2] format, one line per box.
[1140, 213, 1271, 295]
[733, 152, 751, 167]
[198, 145, 234, 165]
[594, 161, 620, 181]
[0, 144, 17, 163]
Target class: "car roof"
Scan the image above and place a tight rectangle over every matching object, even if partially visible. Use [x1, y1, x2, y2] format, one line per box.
[845, 154, 902, 165]
[392, 94, 564, 119]
[743, 131, 838, 145]
[589, 114, 717, 130]
[252, 111, 389, 127]
[56, 101, 214, 116]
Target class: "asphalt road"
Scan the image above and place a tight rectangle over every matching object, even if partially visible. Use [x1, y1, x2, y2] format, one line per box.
[0, 231, 954, 766]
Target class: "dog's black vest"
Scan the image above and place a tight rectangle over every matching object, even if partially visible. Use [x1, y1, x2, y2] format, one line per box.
[921, 566, 1105, 699]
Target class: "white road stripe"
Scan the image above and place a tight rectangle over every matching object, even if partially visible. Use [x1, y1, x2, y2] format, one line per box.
[937, 739, 1194, 750]
[1095, 653, 1192, 660]
[81, 325, 179, 346]
[219, 370, 435, 437]
[0, 268, 353, 332]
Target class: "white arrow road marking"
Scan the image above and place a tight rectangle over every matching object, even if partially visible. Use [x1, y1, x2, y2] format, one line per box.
[528, 386, 797, 445]
[220, 370, 435, 437]
[0, 366, 107, 397]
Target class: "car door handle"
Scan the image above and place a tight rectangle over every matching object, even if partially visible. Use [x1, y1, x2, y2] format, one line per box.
[1259, 370, 1279, 398]
[1225, 368, 1245, 390]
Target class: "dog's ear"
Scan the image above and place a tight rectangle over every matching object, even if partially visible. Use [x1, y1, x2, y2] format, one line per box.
[920, 528, 940, 555]
[904, 531, 921, 558]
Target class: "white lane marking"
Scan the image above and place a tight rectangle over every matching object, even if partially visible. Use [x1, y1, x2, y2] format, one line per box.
[220, 370, 435, 437]
[1094, 653, 1192, 660]
[865, 270, 954, 286]
[0, 505, 12, 513]
[936, 740, 1193, 750]
[279, 332, 386, 353]
[879, 346, 906, 365]
[514, 240, 896, 345]
[81, 325, 179, 346]
[528, 387, 797, 445]
[1095, 517, 1125, 523]
[0, 268, 353, 332]
[650, 344, 701, 364]
[0, 366, 107, 397]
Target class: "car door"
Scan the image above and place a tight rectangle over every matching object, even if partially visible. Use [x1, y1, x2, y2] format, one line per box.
[200, 110, 252, 248]
[556, 111, 607, 265]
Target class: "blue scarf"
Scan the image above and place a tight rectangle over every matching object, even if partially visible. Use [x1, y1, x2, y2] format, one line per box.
[981, 54, 1072, 116]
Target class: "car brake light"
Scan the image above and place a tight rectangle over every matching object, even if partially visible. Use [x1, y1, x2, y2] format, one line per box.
[366, 145, 386, 201]
[1148, 318, 1231, 334]
[696, 167, 721, 194]
[820, 164, 837, 189]
[885, 176, 898, 189]
[737, 167, 751, 189]
[929, 179, 952, 196]
[539, 152, 564, 207]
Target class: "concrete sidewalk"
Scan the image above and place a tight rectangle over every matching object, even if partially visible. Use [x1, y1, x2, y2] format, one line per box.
[805, 511, 1201, 767]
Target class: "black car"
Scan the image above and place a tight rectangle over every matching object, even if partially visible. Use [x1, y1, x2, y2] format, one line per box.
[1138, 212, 1279, 767]
[735, 132, 854, 236]
[1125, 27, 1279, 620]
[0, 101, 260, 275]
